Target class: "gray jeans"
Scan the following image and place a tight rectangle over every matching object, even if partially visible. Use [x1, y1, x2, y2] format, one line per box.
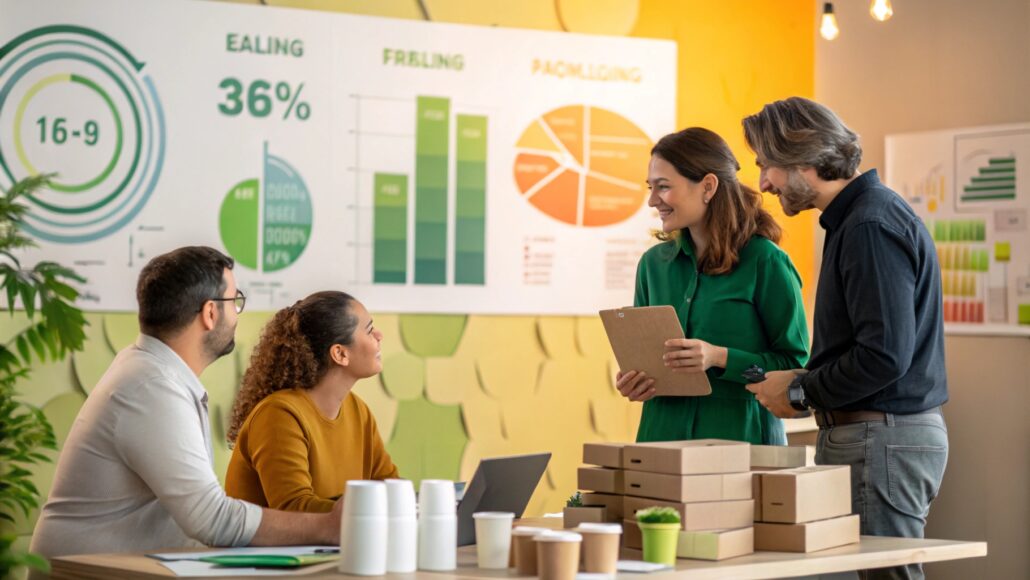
[816, 408, 948, 580]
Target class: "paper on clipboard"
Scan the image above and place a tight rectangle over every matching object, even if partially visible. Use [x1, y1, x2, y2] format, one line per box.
[599, 306, 712, 396]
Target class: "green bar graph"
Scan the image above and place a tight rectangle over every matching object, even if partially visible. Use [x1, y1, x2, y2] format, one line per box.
[455, 114, 487, 285]
[415, 96, 450, 284]
[373, 173, 408, 283]
[962, 156, 1016, 201]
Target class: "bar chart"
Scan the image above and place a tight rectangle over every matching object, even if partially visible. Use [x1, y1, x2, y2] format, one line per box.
[369, 95, 488, 286]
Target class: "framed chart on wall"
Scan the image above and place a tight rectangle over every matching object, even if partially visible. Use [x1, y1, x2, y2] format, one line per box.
[886, 122, 1030, 335]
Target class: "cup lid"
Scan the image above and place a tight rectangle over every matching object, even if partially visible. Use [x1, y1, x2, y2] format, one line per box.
[511, 526, 550, 536]
[384, 479, 417, 516]
[533, 531, 582, 543]
[575, 523, 623, 535]
[418, 479, 457, 515]
[342, 480, 387, 516]
[473, 511, 515, 520]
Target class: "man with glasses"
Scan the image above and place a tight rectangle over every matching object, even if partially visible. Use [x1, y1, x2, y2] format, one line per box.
[31, 246, 342, 562]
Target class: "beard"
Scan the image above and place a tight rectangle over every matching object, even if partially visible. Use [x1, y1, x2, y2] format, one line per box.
[203, 310, 236, 360]
[775, 170, 819, 216]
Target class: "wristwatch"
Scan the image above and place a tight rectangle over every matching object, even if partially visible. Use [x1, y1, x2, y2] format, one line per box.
[787, 373, 809, 411]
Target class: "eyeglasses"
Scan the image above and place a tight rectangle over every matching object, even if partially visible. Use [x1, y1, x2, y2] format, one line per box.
[203, 289, 246, 314]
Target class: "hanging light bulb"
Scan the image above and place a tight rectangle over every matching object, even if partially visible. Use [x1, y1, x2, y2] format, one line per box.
[821, 3, 840, 40]
[870, 0, 894, 22]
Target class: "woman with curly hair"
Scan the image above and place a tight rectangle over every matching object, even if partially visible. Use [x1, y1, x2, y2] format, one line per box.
[224, 291, 398, 512]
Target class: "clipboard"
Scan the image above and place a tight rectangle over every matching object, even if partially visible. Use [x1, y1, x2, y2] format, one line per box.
[599, 306, 712, 396]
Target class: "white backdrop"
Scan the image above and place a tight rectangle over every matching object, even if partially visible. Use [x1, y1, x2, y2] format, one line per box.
[0, 0, 677, 314]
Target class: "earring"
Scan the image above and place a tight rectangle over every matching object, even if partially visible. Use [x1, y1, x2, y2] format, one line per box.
[703, 197, 710, 204]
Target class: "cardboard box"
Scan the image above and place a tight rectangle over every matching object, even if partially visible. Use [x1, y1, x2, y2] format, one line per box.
[620, 547, 644, 560]
[623, 470, 751, 503]
[677, 527, 754, 561]
[754, 514, 860, 552]
[750, 445, 816, 469]
[761, 465, 851, 523]
[583, 443, 627, 468]
[582, 492, 623, 521]
[622, 439, 750, 475]
[623, 496, 754, 531]
[622, 519, 642, 549]
[578, 467, 625, 494]
[564, 506, 607, 528]
[750, 468, 779, 522]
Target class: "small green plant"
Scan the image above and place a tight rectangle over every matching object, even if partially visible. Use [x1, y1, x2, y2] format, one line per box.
[1, 173, 88, 579]
[635, 506, 681, 524]
[566, 491, 583, 508]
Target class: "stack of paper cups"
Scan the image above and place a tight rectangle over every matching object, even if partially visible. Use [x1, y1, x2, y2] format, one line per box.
[339, 480, 388, 575]
[385, 479, 418, 573]
[418, 479, 457, 571]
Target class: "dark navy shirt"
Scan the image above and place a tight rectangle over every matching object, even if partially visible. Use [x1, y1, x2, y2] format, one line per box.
[802, 170, 948, 413]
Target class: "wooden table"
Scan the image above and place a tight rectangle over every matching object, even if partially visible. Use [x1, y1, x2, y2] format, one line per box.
[50, 536, 986, 580]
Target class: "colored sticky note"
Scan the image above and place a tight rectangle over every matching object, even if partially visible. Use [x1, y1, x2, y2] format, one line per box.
[380, 351, 425, 401]
[399, 314, 467, 357]
[1019, 304, 1030, 325]
[995, 242, 1011, 262]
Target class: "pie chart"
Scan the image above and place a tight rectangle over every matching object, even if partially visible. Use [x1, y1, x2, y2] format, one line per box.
[513, 105, 652, 227]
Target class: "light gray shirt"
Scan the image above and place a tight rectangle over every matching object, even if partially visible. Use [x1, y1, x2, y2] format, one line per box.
[30, 334, 262, 558]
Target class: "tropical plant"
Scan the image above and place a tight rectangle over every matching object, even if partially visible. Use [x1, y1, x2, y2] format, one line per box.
[0, 173, 88, 579]
[635, 506, 681, 524]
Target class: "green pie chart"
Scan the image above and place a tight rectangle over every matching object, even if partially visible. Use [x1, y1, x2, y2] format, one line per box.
[219, 142, 312, 272]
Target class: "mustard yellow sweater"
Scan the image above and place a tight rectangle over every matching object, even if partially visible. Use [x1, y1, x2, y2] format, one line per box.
[225, 389, 398, 512]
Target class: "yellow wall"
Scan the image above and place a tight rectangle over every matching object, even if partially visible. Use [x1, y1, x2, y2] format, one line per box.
[4, 0, 815, 552]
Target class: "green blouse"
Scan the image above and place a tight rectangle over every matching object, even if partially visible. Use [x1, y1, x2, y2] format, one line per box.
[633, 234, 809, 445]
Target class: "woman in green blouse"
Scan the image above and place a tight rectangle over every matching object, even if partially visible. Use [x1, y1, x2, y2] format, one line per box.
[616, 127, 809, 445]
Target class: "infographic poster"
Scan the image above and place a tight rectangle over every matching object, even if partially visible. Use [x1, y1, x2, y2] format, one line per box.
[0, 0, 676, 314]
[886, 123, 1030, 332]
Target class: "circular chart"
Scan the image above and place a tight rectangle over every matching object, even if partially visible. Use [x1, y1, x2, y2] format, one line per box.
[219, 143, 312, 273]
[513, 105, 652, 227]
[0, 25, 165, 243]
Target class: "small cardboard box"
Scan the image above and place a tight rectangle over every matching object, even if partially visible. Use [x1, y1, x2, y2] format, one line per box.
[622, 439, 751, 475]
[583, 443, 627, 468]
[761, 465, 851, 524]
[622, 519, 642, 549]
[623, 496, 754, 531]
[750, 468, 779, 522]
[564, 506, 607, 528]
[623, 470, 751, 503]
[582, 492, 624, 521]
[750, 445, 816, 469]
[578, 467, 625, 494]
[677, 527, 754, 561]
[754, 514, 860, 552]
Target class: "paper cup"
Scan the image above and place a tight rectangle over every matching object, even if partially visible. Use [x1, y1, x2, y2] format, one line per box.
[418, 479, 456, 516]
[534, 531, 582, 580]
[576, 523, 622, 574]
[473, 511, 515, 569]
[511, 526, 549, 575]
[339, 481, 388, 575]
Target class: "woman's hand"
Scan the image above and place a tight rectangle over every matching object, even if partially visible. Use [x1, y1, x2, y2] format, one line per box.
[663, 339, 727, 373]
[615, 370, 657, 402]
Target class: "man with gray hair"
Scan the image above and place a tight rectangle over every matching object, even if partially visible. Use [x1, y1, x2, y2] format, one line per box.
[31, 246, 342, 566]
[742, 97, 948, 580]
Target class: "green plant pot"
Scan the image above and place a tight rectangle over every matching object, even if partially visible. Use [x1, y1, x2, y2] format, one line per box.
[638, 522, 680, 566]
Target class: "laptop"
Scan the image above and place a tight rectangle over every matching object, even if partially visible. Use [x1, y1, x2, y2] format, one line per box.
[456, 453, 551, 546]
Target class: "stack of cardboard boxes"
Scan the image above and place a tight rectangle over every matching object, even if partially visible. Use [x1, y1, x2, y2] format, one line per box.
[752, 463, 860, 552]
[578, 440, 756, 561]
[568, 443, 628, 527]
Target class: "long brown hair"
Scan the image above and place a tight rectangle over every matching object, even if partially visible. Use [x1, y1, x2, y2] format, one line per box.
[652, 127, 781, 275]
[227, 291, 358, 443]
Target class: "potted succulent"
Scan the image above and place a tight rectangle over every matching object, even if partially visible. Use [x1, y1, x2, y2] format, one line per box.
[636, 507, 681, 565]
[562, 491, 607, 529]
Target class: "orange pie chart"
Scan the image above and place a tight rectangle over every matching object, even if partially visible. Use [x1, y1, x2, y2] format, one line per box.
[513, 105, 653, 227]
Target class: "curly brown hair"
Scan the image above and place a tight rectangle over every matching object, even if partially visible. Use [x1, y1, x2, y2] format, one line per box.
[227, 291, 358, 443]
[652, 127, 782, 275]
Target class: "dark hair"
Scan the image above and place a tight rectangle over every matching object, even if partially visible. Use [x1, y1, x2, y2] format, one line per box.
[227, 291, 358, 442]
[742, 96, 862, 181]
[137, 246, 234, 339]
[652, 127, 782, 275]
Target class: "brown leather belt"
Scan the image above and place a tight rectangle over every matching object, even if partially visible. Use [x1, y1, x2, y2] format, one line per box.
[815, 409, 887, 428]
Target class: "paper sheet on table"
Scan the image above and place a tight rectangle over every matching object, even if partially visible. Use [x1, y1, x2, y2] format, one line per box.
[147, 546, 334, 561]
[157, 559, 336, 577]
